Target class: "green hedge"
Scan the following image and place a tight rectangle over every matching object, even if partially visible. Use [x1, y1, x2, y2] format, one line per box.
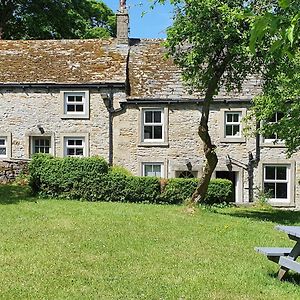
[161, 178, 233, 204]
[29, 155, 233, 204]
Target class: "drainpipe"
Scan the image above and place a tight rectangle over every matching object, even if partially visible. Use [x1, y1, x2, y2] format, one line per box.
[104, 91, 126, 166]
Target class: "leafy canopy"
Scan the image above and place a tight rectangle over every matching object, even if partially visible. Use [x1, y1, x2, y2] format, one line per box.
[0, 0, 116, 39]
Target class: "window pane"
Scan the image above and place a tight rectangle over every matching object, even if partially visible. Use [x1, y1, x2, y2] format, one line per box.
[225, 125, 232, 136]
[277, 112, 284, 120]
[68, 96, 75, 102]
[152, 165, 161, 173]
[144, 126, 153, 139]
[154, 111, 161, 123]
[0, 148, 6, 155]
[144, 165, 152, 176]
[153, 126, 162, 139]
[233, 113, 239, 122]
[67, 149, 75, 156]
[269, 114, 276, 122]
[265, 166, 275, 180]
[276, 166, 287, 180]
[75, 140, 83, 146]
[68, 140, 75, 146]
[76, 105, 84, 112]
[276, 183, 287, 199]
[264, 183, 275, 198]
[34, 147, 40, 153]
[44, 147, 50, 154]
[67, 104, 75, 112]
[75, 149, 84, 156]
[0, 139, 5, 145]
[145, 111, 152, 123]
[45, 139, 50, 146]
[226, 114, 232, 122]
[75, 96, 83, 102]
[232, 125, 240, 136]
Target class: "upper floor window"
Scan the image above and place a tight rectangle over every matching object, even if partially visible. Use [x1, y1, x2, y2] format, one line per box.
[0, 137, 7, 158]
[220, 109, 246, 143]
[142, 109, 164, 142]
[61, 91, 89, 119]
[263, 112, 284, 143]
[225, 112, 242, 138]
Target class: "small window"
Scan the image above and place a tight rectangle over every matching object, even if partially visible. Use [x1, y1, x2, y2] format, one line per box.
[142, 109, 164, 142]
[31, 137, 51, 155]
[264, 165, 290, 201]
[175, 171, 198, 178]
[64, 137, 85, 157]
[263, 112, 284, 143]
[225, 112, 241, 138]
[62, 91, 89, 119]
[142, 163, 164, 178]
[0, 137, 7, 158]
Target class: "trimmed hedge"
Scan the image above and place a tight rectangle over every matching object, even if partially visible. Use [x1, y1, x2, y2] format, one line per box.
[161, 178, 233, 204]
[29, 155, 233, 204]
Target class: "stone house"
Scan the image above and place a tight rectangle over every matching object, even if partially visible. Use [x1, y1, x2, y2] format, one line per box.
[0, 4, 299, 208]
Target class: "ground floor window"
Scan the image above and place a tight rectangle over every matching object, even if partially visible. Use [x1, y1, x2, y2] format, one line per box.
[64, 137, 85, 157]
[263, 165, 290, 201]
[31, 136, 51, 155]
[142, 163, 164, 178]
[0, 137, 7, 158]
[175, 171, 198, 178]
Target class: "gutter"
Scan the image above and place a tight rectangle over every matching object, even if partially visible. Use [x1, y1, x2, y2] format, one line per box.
[0, 83, 126, 89]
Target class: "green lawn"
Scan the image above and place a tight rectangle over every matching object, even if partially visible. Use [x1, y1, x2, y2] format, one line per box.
[1, 185, 300, 299]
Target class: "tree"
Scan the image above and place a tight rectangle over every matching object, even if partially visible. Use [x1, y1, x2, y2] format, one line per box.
[250, 0, 299, 56]
[248, 0, 300, 155]
[153, 0, 265, 203]
[0, 0, 116, 40]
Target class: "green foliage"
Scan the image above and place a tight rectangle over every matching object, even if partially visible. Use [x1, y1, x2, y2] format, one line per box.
[29, 154, 108, 198]
[0, 0, 116, 39]
[109, 165, 133, 176]
[29, 156, 232, 205]
[205, 179, 233, 205]
[161, 178, 233, 205]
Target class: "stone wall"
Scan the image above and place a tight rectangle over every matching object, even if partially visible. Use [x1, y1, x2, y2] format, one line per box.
[0, 87, 126, 161]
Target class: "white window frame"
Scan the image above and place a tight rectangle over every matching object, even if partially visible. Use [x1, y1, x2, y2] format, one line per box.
[61, 90, 89, 119]
[61, 133, 89, 157]
[263, 164, 291, 203]
[0, 133, 12, 159]
[142, 109, 164, 143]
[138, 107, 169, 146]
[262, 112, 284, 146]
[225, 111, 242, 138]
[0, 136, 8, 158]
[142, 162, 164, 178]
[220, 108, 246, 143]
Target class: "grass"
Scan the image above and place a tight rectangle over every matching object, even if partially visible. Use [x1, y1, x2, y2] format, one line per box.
[1, 185, 300, 299]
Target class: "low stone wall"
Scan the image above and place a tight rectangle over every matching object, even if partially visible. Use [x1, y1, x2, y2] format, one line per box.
[0, 159, 30, 182]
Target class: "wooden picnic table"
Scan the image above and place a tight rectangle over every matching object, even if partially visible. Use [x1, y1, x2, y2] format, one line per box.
[256, 225, 300, 280]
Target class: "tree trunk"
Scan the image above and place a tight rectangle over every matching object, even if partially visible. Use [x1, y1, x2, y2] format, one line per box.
[191, 54, 231, 203]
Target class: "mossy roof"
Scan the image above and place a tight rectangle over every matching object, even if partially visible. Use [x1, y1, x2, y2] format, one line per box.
[0, 39, 127, 84]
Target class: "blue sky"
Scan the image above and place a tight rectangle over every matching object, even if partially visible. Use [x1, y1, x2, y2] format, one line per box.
[102, 0, 174, 38]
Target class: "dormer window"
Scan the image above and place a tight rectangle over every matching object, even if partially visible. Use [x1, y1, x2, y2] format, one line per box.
[61, 91, 89, 119]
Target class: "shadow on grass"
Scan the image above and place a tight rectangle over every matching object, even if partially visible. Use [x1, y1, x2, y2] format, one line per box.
[217, 209, 300, 225]
[0, 184, 35, 205]
[269, 271, 300, 285]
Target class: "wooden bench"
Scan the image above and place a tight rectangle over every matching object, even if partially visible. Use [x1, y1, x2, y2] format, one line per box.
[279, 256, 300, 273]
[255, 247, 293, 263]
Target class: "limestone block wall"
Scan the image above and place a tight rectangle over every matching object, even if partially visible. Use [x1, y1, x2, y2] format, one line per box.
[0, 87, 125, 161]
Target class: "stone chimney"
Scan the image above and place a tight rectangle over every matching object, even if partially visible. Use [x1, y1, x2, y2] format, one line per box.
[117, 0, 129, 45]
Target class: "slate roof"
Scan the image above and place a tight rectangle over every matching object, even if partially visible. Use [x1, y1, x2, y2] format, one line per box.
[128, 39, 262, 101]
[0, 39, 128, 84]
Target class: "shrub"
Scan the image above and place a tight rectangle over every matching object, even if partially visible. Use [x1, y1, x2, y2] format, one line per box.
[161, 178, 233, 205]
[205, 179, 233, 204]
[29, 154, 108, 198]
[109, 165, 132, 176]
[161, 178, 198, 204]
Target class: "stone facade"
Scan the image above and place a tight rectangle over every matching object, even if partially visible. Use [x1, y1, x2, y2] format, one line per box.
[0, 31, 299, 208]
